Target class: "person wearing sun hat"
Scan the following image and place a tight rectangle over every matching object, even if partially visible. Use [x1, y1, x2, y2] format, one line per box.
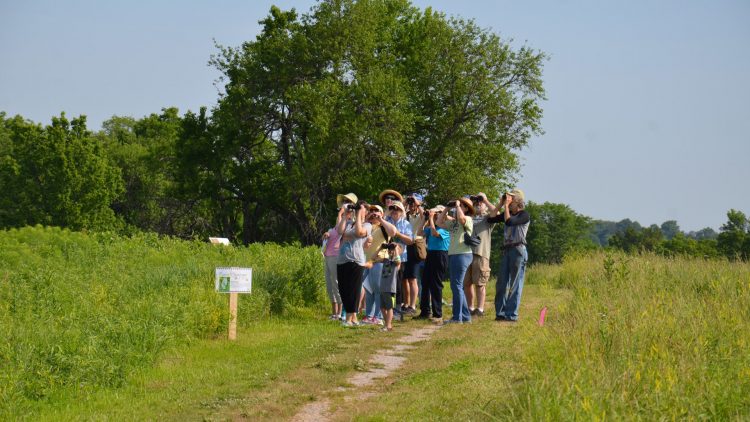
[403, 192, 426, 315]
[321, 193, 358, 321]
[436, 196, 475, 324]
[383, 199, 413, 318]
[487, 188, 530, 322]
[335, 193, 372, 327]
[361, 204, 388, 325]
[463, 192, 498, 317]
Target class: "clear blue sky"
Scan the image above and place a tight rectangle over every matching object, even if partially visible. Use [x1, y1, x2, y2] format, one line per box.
[1, 0, 748, 232]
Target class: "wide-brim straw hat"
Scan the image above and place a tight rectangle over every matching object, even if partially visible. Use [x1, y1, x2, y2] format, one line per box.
[378, 189, 403, 204]
[336, 192, 358, 207]
[456, 197, 475, 216]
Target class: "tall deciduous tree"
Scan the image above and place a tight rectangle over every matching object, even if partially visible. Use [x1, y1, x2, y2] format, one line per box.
[200, 0, 546, 244]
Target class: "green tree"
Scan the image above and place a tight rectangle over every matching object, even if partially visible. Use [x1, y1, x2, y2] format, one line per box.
[717, 209, 749, 260]
[658, 233, 719, 259]
[524, 202, 594, 264]
[202, 0, 546, 244]
[0, 113, 123, 230]
[660, 220, 680, 240]
[98, 108, 206, 236]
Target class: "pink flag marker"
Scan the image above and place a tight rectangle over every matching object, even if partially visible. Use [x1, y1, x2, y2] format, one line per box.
[538, 306, 548, 326]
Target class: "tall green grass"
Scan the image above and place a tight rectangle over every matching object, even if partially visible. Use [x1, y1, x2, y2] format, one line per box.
[508, 251, 750, 419]
[0, 226, 326, 416]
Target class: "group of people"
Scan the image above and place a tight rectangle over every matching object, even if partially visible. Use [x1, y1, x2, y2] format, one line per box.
[321, 188, 530, 331]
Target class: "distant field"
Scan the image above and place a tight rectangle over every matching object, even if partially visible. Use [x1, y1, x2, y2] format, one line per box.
[2, 228, 748, 420]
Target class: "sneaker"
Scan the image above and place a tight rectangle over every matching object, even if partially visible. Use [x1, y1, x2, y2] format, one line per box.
[470, 308, 477, 316]
[380, 326, 393, 332]
[342, 321, 361, 327]
[406, 307, 418, 315]
[495, 315, 507, 321]
[444, 319, 463, 325]
[475, 309, 485, 317]
[329, 314, 339, 321]
[360, 317, 372, 325]
[414, 313, 430, 320]
[376, 318, 384, 326]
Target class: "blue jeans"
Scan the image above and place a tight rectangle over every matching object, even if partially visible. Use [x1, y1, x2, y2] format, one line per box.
[363, 263, 383, 319]
[448, 253, 473, 322]
[495, 245, 528, 320]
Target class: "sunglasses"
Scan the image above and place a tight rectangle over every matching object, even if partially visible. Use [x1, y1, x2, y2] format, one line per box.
[388, 206, 402, 211]
[383, 195, 397, 201]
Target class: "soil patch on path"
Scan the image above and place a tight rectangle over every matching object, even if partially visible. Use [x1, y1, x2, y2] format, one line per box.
[290, 323, 441, 422]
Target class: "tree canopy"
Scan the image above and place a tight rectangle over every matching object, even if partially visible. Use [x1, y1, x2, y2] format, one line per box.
[193, 0, 546, 244]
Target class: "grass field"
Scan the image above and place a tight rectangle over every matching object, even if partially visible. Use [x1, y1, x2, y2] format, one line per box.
[2, 227, 749, 420]
[0, 226, 326, 419]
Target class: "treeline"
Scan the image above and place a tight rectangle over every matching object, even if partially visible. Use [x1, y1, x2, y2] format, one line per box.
[1, 0, 547, 244]
[2, 109, 747, 264]
[521, 202, 750, 264]
[1, 0, 747, 264]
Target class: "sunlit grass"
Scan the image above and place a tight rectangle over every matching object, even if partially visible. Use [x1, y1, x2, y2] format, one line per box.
[0, 226, 327, 418]
[337, 252, 750, 421]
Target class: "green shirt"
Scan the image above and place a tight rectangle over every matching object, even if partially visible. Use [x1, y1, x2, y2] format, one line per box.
[447, 217, 473, 255]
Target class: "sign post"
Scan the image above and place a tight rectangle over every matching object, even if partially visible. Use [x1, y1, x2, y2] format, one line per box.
[215, 267, 252, 341]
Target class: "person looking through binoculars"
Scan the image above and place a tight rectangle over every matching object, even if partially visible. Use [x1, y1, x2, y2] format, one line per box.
[487, 189, 530, 322]
[335, 193, 372, 327]
[403, 193, 426, 315]
[436, 197, 474, 324]
[463, 193, 497, 317]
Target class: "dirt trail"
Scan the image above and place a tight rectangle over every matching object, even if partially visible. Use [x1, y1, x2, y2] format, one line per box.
[290, 323, 441, 422]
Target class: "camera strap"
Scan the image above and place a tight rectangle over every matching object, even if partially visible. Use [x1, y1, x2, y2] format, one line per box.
[380, 225, 390, 243]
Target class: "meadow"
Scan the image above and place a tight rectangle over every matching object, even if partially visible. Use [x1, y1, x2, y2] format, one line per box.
[0, 226, 326, 418]
[336, 252, 750, 421]
[1, 227, 749, 420]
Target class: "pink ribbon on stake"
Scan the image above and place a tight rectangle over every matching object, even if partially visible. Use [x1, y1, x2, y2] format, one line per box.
[538, 306, 548, 326]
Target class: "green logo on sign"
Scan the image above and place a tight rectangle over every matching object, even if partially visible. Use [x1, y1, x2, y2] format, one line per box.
[219, 276, 230, 292]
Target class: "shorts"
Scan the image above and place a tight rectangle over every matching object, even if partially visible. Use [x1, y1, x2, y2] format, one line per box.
[403, 252, 421, 279]
[380, 292, 396, 310]
[464, 254, 490, 287]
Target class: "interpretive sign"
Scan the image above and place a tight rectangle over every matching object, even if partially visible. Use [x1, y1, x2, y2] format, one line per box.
[215, 267, 252, 293]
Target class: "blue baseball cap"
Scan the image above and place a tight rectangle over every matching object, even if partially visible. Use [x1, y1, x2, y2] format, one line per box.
[408, 192, 424, 203]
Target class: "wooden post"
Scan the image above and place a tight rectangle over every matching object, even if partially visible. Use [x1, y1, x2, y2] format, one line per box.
[228, 292, 238, 340]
